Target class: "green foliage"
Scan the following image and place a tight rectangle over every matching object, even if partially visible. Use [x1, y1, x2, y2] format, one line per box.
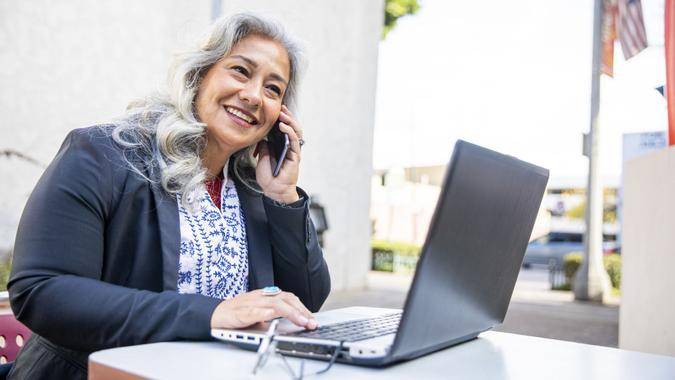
[564, 253, 583, 284]
[371, 240, 421, 256]
[372, 239, 623, 290]
[562, 252, 621, 290]
[371, 240, 421, 274]
[604, 254, 622, 289]
[566, 203, 585, 220]
[383, 0, 420, 39]
[0, 257, 12, 292]
[604, 205, 617, 224]
[565, 202, 616, 223]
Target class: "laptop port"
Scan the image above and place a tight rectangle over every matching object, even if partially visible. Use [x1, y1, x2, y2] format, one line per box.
[276, 342, 335, 358]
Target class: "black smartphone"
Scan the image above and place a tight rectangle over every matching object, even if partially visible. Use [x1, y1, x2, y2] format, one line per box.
[266, 120, 290, 177]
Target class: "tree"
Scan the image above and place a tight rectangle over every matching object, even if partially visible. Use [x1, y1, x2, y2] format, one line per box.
[383, 0, 420, 39]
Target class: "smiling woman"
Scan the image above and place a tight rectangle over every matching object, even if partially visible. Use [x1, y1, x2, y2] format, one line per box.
[195, 34, 301, 203]
[114, 13, 304, 205]
[6, 13, 330, 380]
[197, 35, 292, 161]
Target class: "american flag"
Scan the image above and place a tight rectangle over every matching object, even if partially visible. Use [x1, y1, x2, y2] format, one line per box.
[617, 0, 648, 59]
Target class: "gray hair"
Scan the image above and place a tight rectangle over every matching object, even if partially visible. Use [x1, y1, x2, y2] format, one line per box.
[110, 12, 303, 208]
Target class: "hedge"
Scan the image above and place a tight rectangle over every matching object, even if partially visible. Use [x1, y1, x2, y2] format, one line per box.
[0, 257, 11, 292]
[563, 253, 621, 290]
[371, 240, 421, 274]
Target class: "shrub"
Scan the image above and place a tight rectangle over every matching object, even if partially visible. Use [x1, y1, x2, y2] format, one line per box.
[562, 252, 621, 290]
[564, 253, 583, 286]
[0, 257, 11, 291]
[371, 240, 421, 274]
[371, 240, 421, 256]
[604, 254, 621, 289]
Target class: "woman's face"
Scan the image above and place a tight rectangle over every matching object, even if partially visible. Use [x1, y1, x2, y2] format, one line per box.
[195, 34, 291, 158]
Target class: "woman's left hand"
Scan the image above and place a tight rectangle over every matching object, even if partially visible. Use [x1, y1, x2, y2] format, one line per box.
[255, 105, 303, 204]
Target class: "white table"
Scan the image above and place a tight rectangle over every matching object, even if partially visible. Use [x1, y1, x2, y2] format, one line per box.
[88, 331, 675, 380]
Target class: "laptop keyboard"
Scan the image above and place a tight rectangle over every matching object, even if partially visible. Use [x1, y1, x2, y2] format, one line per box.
[287, 312, 402, 342]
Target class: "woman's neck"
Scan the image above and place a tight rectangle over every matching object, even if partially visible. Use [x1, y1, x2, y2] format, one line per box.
[201, 143, 232, 178]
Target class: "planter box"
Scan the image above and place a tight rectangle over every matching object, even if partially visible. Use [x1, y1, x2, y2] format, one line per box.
[372, 251, 419, 275]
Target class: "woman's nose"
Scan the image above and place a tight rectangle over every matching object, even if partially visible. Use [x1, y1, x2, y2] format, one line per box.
[239, 82, 262, 107]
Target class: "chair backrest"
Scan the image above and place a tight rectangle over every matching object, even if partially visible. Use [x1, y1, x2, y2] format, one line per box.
[0, 313, 32, 363]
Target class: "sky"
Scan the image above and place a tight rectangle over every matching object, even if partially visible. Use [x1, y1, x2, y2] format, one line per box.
[373, 0, 668, 185]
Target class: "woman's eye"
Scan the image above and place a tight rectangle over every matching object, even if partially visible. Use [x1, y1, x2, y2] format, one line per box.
[267, 85, 282, 96]
[232, 66, 249, 76]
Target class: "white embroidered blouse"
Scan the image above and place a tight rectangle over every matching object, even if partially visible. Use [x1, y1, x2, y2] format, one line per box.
[176, 168, 249, 299]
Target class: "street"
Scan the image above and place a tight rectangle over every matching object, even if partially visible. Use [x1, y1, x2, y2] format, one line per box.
[500, 268, 619, 347]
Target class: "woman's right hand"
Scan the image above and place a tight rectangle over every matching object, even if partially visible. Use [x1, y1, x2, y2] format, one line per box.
[210, 289, 318, 330]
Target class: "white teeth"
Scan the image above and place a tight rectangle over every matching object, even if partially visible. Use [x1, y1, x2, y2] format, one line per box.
[225, 107, 255, 124]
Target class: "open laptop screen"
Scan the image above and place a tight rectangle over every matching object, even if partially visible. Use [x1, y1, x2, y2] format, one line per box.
[391, 140, 549, 361]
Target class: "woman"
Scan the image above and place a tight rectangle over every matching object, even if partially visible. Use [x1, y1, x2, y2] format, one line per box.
[7, 13, 330, 379]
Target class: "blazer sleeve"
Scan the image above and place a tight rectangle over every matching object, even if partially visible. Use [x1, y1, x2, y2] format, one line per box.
[262, 191, 331, 312]
[8, 129, 222, 352]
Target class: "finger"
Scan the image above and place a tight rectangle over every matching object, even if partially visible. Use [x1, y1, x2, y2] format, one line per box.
[279, 122, 301, 156]
[279, 292, 312, 317]
[261, 297, 312, 328]
[278, 110, 303, 140]
[279, 293, 318, 329]
[280, 105, 296, 121]
[283, 149, 300, 163]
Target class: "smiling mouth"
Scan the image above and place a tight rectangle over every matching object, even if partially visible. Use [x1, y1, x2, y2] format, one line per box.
[224, 106, 258, 125]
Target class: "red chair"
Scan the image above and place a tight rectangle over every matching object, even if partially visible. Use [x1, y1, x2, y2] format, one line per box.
[0, 313, 31, 364]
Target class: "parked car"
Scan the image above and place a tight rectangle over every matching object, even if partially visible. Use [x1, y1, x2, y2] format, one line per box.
[521, 231, 619, 269]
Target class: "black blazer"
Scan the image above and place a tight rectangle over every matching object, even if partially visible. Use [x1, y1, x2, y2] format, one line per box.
[7, 126, 330, 379]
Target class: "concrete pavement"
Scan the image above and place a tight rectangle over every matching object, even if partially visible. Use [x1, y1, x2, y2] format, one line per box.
[321, 269, 619, 348]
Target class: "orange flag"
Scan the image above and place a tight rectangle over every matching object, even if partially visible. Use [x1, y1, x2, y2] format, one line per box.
[602, 0, 618, 77]
[667, 0, 675, 145]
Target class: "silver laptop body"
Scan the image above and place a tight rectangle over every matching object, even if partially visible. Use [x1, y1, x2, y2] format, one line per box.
[212, 140, 549, 366]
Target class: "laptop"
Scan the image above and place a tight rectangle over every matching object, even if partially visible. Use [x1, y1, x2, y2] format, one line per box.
[212, 140, 549, 366]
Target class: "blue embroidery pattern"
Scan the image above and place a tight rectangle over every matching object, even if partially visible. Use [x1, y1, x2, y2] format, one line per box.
[177, 177, 249, 299]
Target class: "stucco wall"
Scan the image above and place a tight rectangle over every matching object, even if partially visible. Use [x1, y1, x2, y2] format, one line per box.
[0, 0, 383, 290]
[619, 146, 675, 356]
[0, 0, 212, 255]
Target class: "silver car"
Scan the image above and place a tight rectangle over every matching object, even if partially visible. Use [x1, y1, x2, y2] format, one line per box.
[521, 232, 619, 269]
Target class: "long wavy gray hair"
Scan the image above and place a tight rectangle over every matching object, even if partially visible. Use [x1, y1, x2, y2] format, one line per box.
[110, 13, 302, 207]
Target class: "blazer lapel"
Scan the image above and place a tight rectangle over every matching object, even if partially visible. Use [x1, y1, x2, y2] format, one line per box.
[234, 178, 274, 291]
[150, 181, 180, 291]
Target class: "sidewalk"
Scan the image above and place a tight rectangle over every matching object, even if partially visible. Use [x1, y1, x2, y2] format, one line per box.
[321, 270, 619, 348]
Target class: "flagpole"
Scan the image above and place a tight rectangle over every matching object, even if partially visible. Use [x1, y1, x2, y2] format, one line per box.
[574, 0, 613, 302]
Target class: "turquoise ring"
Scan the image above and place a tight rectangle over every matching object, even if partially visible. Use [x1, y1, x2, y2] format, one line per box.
[262, 286, 282, 296]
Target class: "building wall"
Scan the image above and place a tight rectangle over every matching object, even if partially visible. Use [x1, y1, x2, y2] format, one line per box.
[0, 0, 384, 290]
[370, 176, 552, 247]
[370, 175, 441, 245]
[619, 146, 675, 356]
[0, 0, 212, 256]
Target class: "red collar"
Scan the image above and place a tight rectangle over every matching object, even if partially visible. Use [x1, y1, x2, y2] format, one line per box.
[204, 174, 224, 209]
